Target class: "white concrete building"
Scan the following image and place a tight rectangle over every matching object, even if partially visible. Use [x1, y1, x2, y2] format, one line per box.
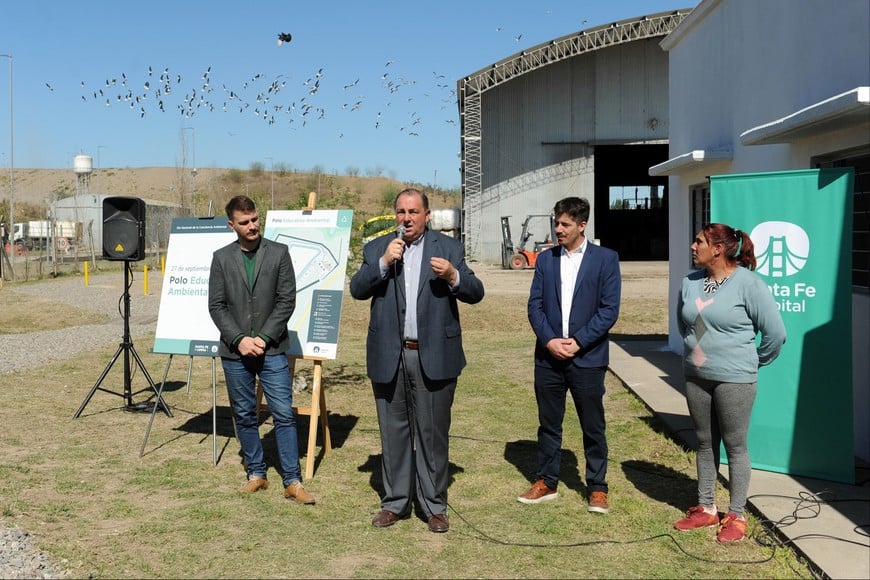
[651, 0, 870, 462]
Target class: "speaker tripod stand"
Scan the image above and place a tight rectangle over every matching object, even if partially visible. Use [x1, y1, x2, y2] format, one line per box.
[73, 260, 172, 418]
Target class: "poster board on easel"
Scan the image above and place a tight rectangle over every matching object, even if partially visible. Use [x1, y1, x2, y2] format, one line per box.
[262, 198, 354, 478]
[145, 202, 353, 477]
[143, 216, 237, 464]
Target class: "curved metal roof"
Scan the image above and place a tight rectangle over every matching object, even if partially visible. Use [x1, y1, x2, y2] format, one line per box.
[459, 10, 693, 95]
[459, 9, 693, 260]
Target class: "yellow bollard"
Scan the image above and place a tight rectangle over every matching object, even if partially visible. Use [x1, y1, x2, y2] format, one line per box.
[161, 255, 166, 277]
[84, 261, 90, 286]
[143, 265, 149, 295]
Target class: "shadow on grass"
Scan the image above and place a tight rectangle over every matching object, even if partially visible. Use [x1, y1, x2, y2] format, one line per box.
[173, 404, 237, 438]
[620, 459, 697, 512]
[150, 380, 188, 393]
[170, 406, 361, 475]
[172, 407, 359, 445]
[503, 440, 584, 496]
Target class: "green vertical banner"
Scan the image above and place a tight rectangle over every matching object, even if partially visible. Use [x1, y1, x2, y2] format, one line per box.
[711, 169, 854, 484]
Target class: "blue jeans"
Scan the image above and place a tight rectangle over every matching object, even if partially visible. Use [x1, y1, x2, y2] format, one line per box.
[221, 355, 301, 486]
[534, 364, 608, 493]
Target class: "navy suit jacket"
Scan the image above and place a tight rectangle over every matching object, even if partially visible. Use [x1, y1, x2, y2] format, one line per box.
[350, 229, 485, 383]
[208, 237, 296, 359]
[528, 241, 621, 368]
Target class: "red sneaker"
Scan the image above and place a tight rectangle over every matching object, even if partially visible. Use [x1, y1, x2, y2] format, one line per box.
[587, 491, 609, 514]
[717, 512, 747, 543]
[674, 505, 719, 531]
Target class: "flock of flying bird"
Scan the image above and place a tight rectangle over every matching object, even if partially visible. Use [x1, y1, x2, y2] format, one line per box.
[53, 32, 460, 140]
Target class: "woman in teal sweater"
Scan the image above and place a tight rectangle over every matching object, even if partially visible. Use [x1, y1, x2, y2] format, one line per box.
[674, 223, 786, 543]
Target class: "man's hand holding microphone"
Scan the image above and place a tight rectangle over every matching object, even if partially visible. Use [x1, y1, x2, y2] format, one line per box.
[382, 225, 406, 267]
[383, 223, 457, 286]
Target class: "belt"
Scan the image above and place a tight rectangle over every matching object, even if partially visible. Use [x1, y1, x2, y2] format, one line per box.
[403, 340, 419, 350]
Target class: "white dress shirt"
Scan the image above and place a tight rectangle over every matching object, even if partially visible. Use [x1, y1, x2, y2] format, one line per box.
[560, 238, 587, 338]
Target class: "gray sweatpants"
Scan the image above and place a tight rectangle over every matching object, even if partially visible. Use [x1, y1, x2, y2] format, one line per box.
[685, 378, 757, 516]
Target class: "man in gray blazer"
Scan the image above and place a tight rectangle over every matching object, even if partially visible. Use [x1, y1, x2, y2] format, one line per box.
[208, 195, 314, 504]
[350, 189, 484, 533]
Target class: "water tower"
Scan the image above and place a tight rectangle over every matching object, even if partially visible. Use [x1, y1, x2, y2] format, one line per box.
[74, 154, 93, 196]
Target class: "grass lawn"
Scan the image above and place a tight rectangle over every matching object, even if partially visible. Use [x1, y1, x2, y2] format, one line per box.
[0, 270, 811, 578]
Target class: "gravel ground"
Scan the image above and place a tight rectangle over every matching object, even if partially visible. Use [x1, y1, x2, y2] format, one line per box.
[0, 270, 163, 375]
[0, 526, 69, 579]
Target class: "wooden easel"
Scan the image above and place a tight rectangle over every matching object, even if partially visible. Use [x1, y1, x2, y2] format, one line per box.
[256, 192, 332, 480]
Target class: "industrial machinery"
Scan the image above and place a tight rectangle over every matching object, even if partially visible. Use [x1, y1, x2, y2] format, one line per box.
[500, 214, 557, 269]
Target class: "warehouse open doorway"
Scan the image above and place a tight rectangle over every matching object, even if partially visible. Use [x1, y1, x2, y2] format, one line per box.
[593, 144, 669, 260]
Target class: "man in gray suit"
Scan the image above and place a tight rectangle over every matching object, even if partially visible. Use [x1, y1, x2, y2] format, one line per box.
[350, 188, 484, 533]
[208, 195, 315, 504]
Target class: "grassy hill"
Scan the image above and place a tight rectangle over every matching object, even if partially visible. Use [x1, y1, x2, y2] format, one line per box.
[2, 166, 460, 226]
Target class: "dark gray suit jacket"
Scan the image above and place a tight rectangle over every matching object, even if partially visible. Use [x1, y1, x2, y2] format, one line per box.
[349, 229, 484, 383]
[208, 237, 296, 359]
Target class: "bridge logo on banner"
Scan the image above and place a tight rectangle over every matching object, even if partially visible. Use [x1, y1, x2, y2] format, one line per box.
[752, 221, 810, 277]
[750, 221, 814, 315]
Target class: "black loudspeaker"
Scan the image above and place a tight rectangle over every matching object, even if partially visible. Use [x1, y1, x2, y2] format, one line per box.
[103, 196, 146, 261]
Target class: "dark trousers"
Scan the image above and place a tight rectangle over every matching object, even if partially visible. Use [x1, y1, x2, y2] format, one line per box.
[534, 364, 608, 493]
[372, 348, 456, 518]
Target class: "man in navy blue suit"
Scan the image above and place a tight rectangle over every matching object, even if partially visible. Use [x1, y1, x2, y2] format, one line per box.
[518, 196, 621, 514]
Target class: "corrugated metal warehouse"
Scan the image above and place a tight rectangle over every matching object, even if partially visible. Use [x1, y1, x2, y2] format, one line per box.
[459, 10, 692, 265]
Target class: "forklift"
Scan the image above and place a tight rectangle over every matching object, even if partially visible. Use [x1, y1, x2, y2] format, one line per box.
[500, 214, 557, 269]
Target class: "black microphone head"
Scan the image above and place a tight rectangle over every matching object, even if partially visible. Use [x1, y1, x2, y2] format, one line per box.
[396, 225, 406, 238]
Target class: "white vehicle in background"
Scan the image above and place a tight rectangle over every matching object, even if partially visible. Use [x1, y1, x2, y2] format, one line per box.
[12, 220, 82, 252]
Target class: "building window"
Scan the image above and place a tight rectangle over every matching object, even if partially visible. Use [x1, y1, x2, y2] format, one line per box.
[608, 185, 666, 210]
[690, 183, 710, 240]
[815, 150, 870, 291]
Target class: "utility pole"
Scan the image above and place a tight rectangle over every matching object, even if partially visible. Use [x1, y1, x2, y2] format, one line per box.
[265, 156, 274, 210]
[181, 126, 195, 210]
[1, 54, 14, 250]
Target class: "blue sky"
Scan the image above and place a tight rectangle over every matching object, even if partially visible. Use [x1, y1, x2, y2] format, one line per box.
[0, 1, 697, 189]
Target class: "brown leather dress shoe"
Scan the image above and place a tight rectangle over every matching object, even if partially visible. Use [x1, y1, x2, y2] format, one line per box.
[427, 513, 449, 533]
[372, 509, 401, 528]
[284, 481, 316, 505]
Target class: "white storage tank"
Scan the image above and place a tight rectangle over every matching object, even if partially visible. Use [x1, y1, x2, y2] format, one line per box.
[73, 155, 93, 174]
[430, 207, 461, 232]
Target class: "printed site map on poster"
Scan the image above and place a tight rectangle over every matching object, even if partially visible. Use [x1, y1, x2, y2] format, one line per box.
[264, 209, 354, 359]
[152, 210, 353, 360]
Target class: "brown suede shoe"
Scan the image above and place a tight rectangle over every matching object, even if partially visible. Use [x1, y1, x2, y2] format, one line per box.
[240, 477, 269, 493]
[517, 479, 558, 504]
[284, 481, 316, 504]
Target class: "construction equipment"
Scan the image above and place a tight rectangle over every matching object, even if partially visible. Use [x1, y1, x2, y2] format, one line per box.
[359, 215, 397, 245]
[500, 214, 557, 269]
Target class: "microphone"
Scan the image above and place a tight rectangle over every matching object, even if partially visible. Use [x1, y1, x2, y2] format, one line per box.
[396, 225, 406, 239]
